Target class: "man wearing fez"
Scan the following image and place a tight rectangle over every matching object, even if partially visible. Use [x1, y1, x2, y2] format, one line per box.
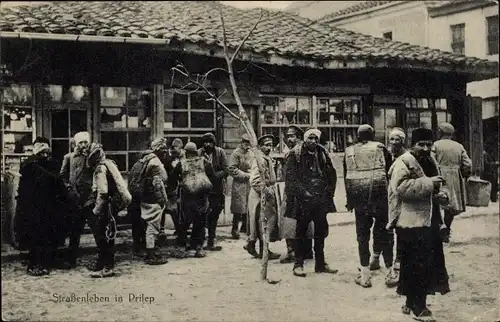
[285, 128, 338, 277]
[245, 134, 281, 260]
[229, 134, 254, 239]
[279, 125, 313, 264]
[387, 128, 450, 320]
[344, 124, 393, 288]
[432, 122, 472, 243]
[198, 133, 229, 251]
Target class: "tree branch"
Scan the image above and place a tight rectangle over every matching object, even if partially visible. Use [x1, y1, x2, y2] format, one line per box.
[230, 8, 264, 64]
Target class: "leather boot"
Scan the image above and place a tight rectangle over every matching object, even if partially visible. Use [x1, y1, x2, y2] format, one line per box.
[280, 239, 295, 264]
[243, 240, 259, 258]
[369, 253, 381, 270]
[144, 249, 168, 265]
[231, 214, 241, 239]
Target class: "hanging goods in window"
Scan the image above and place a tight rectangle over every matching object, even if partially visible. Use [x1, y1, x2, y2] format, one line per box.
[344, 141, 388, 208]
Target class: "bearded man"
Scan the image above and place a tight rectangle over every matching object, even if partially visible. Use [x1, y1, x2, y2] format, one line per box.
[285, 128, 338, 277]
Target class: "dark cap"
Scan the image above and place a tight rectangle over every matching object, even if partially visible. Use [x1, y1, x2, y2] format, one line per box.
[202, 132, 216, 143]
[258, 134, 275, 146]
[411, 128, 434, 145]
[286, 125, 304, 136]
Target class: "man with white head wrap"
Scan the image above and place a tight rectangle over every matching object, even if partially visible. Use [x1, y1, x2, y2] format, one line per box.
[284, 127, 338, 277]
[432, 122, 472, 243]
[343, 124, 394, 288]
[60, 131, 94, 269]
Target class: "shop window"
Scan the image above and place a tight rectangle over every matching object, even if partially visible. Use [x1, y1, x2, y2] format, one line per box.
[100, 86, 152, 172]
[487, 15, 499, 55]
[261, 95, 312, 154]
[372, 95, 405, 145]
[1, 83, 34, 172]
[316, 96, 365, 152]
[451, 23, 465, 54]
[164, 90, 216, 145]
[41, 85, 92, 161]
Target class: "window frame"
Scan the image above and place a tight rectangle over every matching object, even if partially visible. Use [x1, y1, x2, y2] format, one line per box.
[450, 23, 466, 54]
[486, 15, 499, 55]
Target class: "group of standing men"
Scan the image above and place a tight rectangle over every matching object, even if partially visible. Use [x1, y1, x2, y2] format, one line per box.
[13, 116, 475, 321]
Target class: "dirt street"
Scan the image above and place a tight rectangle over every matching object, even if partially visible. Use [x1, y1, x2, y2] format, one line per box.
[2, 212, 499, 322]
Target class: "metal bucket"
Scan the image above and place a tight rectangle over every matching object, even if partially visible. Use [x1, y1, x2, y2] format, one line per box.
[466, 176, 491, 207]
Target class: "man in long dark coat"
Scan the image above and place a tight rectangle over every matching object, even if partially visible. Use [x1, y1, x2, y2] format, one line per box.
[15, 137, 71, 276]
[285, 128, 338, 277]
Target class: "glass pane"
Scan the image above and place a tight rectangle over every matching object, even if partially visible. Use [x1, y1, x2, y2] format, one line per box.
[262, 111, 279, 124]
[191, 112, 214, 128]
[3, 132, 33, 153]
[66, 86, 91, 103]
[319, 128, 335, 153]
[4, 106, 33, 131]
[70, 110, 88, 137]
[128, 153, 143, 171]
[44, 85, 63, 103]
[129, 131, 150, 151]
[51, 110, 69, 138]
[279, 97, 297, 113]
[51, 139, 69, 162]
[262, 97, 277, 111]
[127, 87, 145, 106]
[100, 107, 126, 129]
[126, 108, 150, 128]
[2, 84, 32, 105]
[101, 132, 127, 151]
[173, 93, 188, 110]
[437, 111, 447, 124]
[164, 111, 188, 128]
[107, 154, 127, 172]
[373, 108, 385, 144]
[420, 111, 432, 129]
[100, 87, 126, 107]
[191, 92, 213, 110]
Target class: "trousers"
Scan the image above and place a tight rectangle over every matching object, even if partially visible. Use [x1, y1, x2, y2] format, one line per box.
[88, 208, 115, 269]
[128, 198, 146, 247]
[178, 192, 209, 249]
[354, 205, 394, 268]
[207, 194, 224, 243]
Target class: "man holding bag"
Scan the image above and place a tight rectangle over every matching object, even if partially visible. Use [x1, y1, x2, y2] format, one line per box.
[284, 128, 338, 277]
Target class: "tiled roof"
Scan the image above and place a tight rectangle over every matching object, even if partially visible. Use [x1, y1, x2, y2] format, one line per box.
[316, 0, 498, 24]
[0, 1, 497, 76]
[316, 1, 394, 22]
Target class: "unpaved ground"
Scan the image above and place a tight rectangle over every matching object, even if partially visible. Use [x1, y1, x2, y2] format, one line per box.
[2, 213, 499, 322]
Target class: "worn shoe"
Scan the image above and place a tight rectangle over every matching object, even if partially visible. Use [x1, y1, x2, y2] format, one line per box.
[27, 266, 45, 277]
[194, 248, 206, 258]
[257, 251, 280, 260]
[231, 230, 240, 240]
[315, 263, 338, 274]
[145, 252, 168, 265]
[244, 242, 259, 258]
[293, 266, 306, 277]
[385, 267, 399, 288]
[411, 307, 435, 322]
[355, 267, 372, 288]
[86, 260, 104, 272]
[204, 240, 223, 251]
[369, 255, 381, 271]
[401, 305, 411, 315]
[90, 268, 115, 278]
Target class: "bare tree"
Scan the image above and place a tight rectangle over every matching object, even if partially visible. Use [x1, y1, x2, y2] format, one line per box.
[170, 7, 280, 284]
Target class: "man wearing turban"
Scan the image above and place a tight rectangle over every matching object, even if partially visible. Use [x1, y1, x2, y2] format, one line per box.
[387, 128, 450, 320]
[284, 127, 338, 277]
[431, 122, 472, 243]
[60, 131, 94, 269]
[343, 124, 394, 288]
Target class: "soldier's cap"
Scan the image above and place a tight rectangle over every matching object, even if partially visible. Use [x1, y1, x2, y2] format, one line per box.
[258, 134, 275, 146]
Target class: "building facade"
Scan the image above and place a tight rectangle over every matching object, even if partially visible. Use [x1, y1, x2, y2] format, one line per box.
[0, 1, 497, 243]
